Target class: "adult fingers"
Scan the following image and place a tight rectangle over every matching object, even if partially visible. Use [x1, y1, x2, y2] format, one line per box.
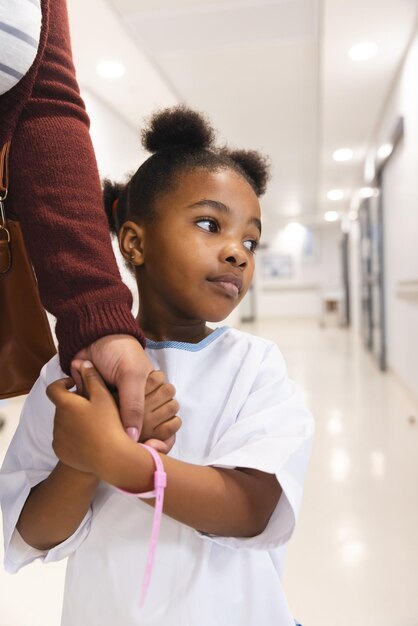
[152, 399, 180, 425]
[146, 382, 177, 413]
[153, 416, 182, 441]
[117, 370, 148, 438]
[145, 370, 166, 395]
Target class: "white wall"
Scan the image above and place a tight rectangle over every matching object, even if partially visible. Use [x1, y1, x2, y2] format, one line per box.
[79, 90, 150, 316]
[255, 222, 342, 319]
[360, 28, 418, 400]
[82, 90, 147, 182]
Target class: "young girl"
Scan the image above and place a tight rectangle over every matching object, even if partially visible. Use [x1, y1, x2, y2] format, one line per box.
[0, 107, 314, 626]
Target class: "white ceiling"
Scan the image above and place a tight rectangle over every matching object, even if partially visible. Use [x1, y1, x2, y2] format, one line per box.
[67, 0, 418, 228]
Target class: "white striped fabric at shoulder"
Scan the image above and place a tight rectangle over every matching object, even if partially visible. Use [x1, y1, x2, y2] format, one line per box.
[0, 0, 42, 95]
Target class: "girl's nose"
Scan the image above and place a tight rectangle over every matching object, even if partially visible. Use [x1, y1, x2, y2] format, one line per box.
[222, 242, 247, 268]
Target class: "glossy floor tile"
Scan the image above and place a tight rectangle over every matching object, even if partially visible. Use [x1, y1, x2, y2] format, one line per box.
[1, 319, 417, 626]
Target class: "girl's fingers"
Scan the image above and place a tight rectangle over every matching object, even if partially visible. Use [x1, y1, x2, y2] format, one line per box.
[70, 358, 84, 394]
[77, 361, 112, 401]
[143, 438, 171, 454]
[143, 434, 176, 454]
[46, 377, 75, 405]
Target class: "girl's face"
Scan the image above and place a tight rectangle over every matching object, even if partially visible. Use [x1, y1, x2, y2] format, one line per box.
[127, 167, 261, 332]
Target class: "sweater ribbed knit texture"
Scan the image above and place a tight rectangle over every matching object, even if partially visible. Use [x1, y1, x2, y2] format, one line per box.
[0, 0, 145, 373]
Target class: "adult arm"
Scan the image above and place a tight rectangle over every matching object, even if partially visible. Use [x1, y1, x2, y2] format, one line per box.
[0, 0, 154, 431]
[1, 0, 145, 372]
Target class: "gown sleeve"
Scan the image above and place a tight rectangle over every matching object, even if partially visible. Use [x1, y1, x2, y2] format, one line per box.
[201, 343, 315, 550]
[0, 358, 92, 573]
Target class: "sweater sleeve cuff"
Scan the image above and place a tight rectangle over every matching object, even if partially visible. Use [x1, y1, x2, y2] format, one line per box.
[55, 302, 146, 374]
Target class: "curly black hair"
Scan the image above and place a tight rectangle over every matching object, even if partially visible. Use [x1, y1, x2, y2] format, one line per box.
[103, 105, 270, 234]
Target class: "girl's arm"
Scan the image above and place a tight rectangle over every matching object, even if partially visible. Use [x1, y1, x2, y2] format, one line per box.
[17, 372, 181, 550]
[103, 444, 281, 538]
[16, 463, 99, 551]
[49, 365, 282, 539]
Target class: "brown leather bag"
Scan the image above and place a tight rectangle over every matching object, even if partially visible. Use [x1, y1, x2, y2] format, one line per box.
[0, 141, 56, 399]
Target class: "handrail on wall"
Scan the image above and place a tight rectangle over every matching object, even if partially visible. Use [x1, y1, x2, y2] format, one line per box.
[396, 279, 418, 300]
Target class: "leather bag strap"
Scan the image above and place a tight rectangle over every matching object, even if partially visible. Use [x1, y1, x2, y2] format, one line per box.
[0, 141, 10, 199]
[0, 142, 11, 273]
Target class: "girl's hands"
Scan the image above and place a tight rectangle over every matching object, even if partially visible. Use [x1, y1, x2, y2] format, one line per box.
[47, 363, 182, 478]
[47, 362, 129, 478]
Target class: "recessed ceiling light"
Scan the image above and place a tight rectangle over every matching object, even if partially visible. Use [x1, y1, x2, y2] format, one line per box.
[377, 143, 393, 159]
[348, 42, 378, 61]
[359, 187, 378, 199]
[341, 540, 365, 566]
[327, 189, 344, 201]
[284, 221, 305, 236]
[333, 148, 353, 162]
[96, 60, 126, 79]
[324, 211, 339, 222]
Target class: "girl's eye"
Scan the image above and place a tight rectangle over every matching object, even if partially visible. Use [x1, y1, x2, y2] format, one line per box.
[196, 218, 219, 233]
[243, 239, 258, 253]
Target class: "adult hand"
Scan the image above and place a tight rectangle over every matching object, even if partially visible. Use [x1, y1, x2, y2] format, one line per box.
[107, 370, 181, 454]
[71, 334, 154, 441]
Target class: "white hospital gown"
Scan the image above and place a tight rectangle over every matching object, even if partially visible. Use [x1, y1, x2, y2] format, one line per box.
[0, 327, 314, 626]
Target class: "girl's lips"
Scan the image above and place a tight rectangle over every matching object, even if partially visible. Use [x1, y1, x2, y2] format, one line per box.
[210, 280, 240, 298]
[207, 274, 242, 298]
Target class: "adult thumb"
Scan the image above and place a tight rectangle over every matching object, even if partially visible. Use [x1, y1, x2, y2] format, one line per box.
[116, 370, 147, 440]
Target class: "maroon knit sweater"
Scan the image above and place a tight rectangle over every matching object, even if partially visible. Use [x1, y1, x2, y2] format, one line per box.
[0, 0, 145, 373]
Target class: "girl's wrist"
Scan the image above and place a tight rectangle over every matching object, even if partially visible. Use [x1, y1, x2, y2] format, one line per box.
[98, 437, 155, 493]
[57, 461, 100, 488]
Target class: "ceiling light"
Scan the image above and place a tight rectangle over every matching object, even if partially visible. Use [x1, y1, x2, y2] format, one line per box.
[348, 42, 378, 61]
[333, 148, 353, 162]
[324, 211, 339, 222]
[377, 143, 393, 159]
[327, 189, 344, 201]
[348, 210, 358, 221]
[341, 540, 365, 566]
[370, 451, 385, 478]
[96, 60, 126, 79]
[359, 187, 378, 199]
[284, 221, 305, 236]
[277, 221, 307, 255]
[330, 448, 351, 482]
[327, 417, 342, 435]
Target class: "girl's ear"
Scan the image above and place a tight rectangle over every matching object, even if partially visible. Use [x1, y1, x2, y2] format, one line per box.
[119, 221, 146, 267]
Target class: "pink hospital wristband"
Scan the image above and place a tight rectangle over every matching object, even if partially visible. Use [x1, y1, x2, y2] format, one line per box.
[116, 443, 167, 607]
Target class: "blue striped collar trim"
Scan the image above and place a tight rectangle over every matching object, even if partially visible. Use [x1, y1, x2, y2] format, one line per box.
[146, 326, 228, 351]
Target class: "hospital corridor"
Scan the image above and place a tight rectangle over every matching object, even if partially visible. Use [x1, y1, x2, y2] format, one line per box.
[1, 0, 418, 625]
[1, 318, 418, 625]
